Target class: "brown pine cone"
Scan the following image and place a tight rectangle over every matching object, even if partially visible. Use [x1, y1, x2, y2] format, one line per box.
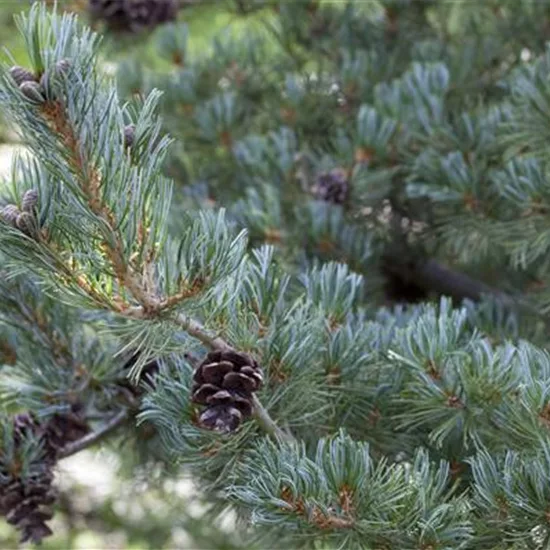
[191, 350, 263, 433]
[1, 414, 57, 545]
[88, 0, 178, 33]
[3, 472, 56, 544]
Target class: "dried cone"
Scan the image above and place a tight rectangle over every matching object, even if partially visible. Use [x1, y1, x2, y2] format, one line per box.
[0, 413, 56, 544]
[311, 168, 349, 205]
[88, 0, 178, 33]
[0, 406, 91, 544]
[191, 350, 263, 433]
[1, 472, 56, 544]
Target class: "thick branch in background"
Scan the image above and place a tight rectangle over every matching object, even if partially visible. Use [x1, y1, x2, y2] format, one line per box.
[380, 206, 515, 307]
[383, 253, 512, 305]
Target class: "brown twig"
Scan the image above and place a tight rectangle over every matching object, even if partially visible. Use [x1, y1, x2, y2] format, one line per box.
[280, 486, 354, 530]
[251, 395, 294, 442]
[58, 409, 130, 459]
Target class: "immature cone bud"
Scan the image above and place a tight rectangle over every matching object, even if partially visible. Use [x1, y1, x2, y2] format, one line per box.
[191, 350, 263, 433]
[19, 81, 45, 104]
[55, 58, 71, 75]
[22, 189, 38, 213]
[40, 59, 71, 100]
[0, 204, 21, 226]
[9, 66, 36, 86]
[124, 124, 136, 148]
[16, 211, 40, 240]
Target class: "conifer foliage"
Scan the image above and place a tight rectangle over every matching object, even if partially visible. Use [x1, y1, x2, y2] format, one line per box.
[4, 1, 550, 548]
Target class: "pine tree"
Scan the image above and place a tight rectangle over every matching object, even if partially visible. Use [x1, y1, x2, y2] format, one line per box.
[5, 1, 550, 548]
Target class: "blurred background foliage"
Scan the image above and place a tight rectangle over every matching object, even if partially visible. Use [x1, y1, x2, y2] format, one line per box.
[0, 448, 249, 548]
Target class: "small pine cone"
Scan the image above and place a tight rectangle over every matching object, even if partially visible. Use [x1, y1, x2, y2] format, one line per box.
[89, 0, 178, 33]
[16, 211, 40, 240]
[22, 189, 38, 213]
[124, 124, 136, 148]
[19, 81, 45, 104]
[40, 60, 71, 100]
[3, 471, 56, 544]
[311, 168, 349, 205]
[55, 58, 71, 76]
[0, 414, 57, 545]
[0, 480, 23, 514]
[198, 402, 243, 433]
[39, 70, 56, 100]
[1, 204, 21, 226]
[9, 66, 36, 86]
[191, 350, 263, 433]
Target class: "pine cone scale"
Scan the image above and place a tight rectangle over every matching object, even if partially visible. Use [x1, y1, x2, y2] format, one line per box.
[197, 360, 235, 384]
[223, 372, 257, 392]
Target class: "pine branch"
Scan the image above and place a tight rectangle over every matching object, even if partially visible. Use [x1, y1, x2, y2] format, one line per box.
[128, 307, 295, 442]
[33, 100, 157, 313]
[173, 312, 234, 352]
[251, 395, 294, 443]
[2, 18, 332, 440]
